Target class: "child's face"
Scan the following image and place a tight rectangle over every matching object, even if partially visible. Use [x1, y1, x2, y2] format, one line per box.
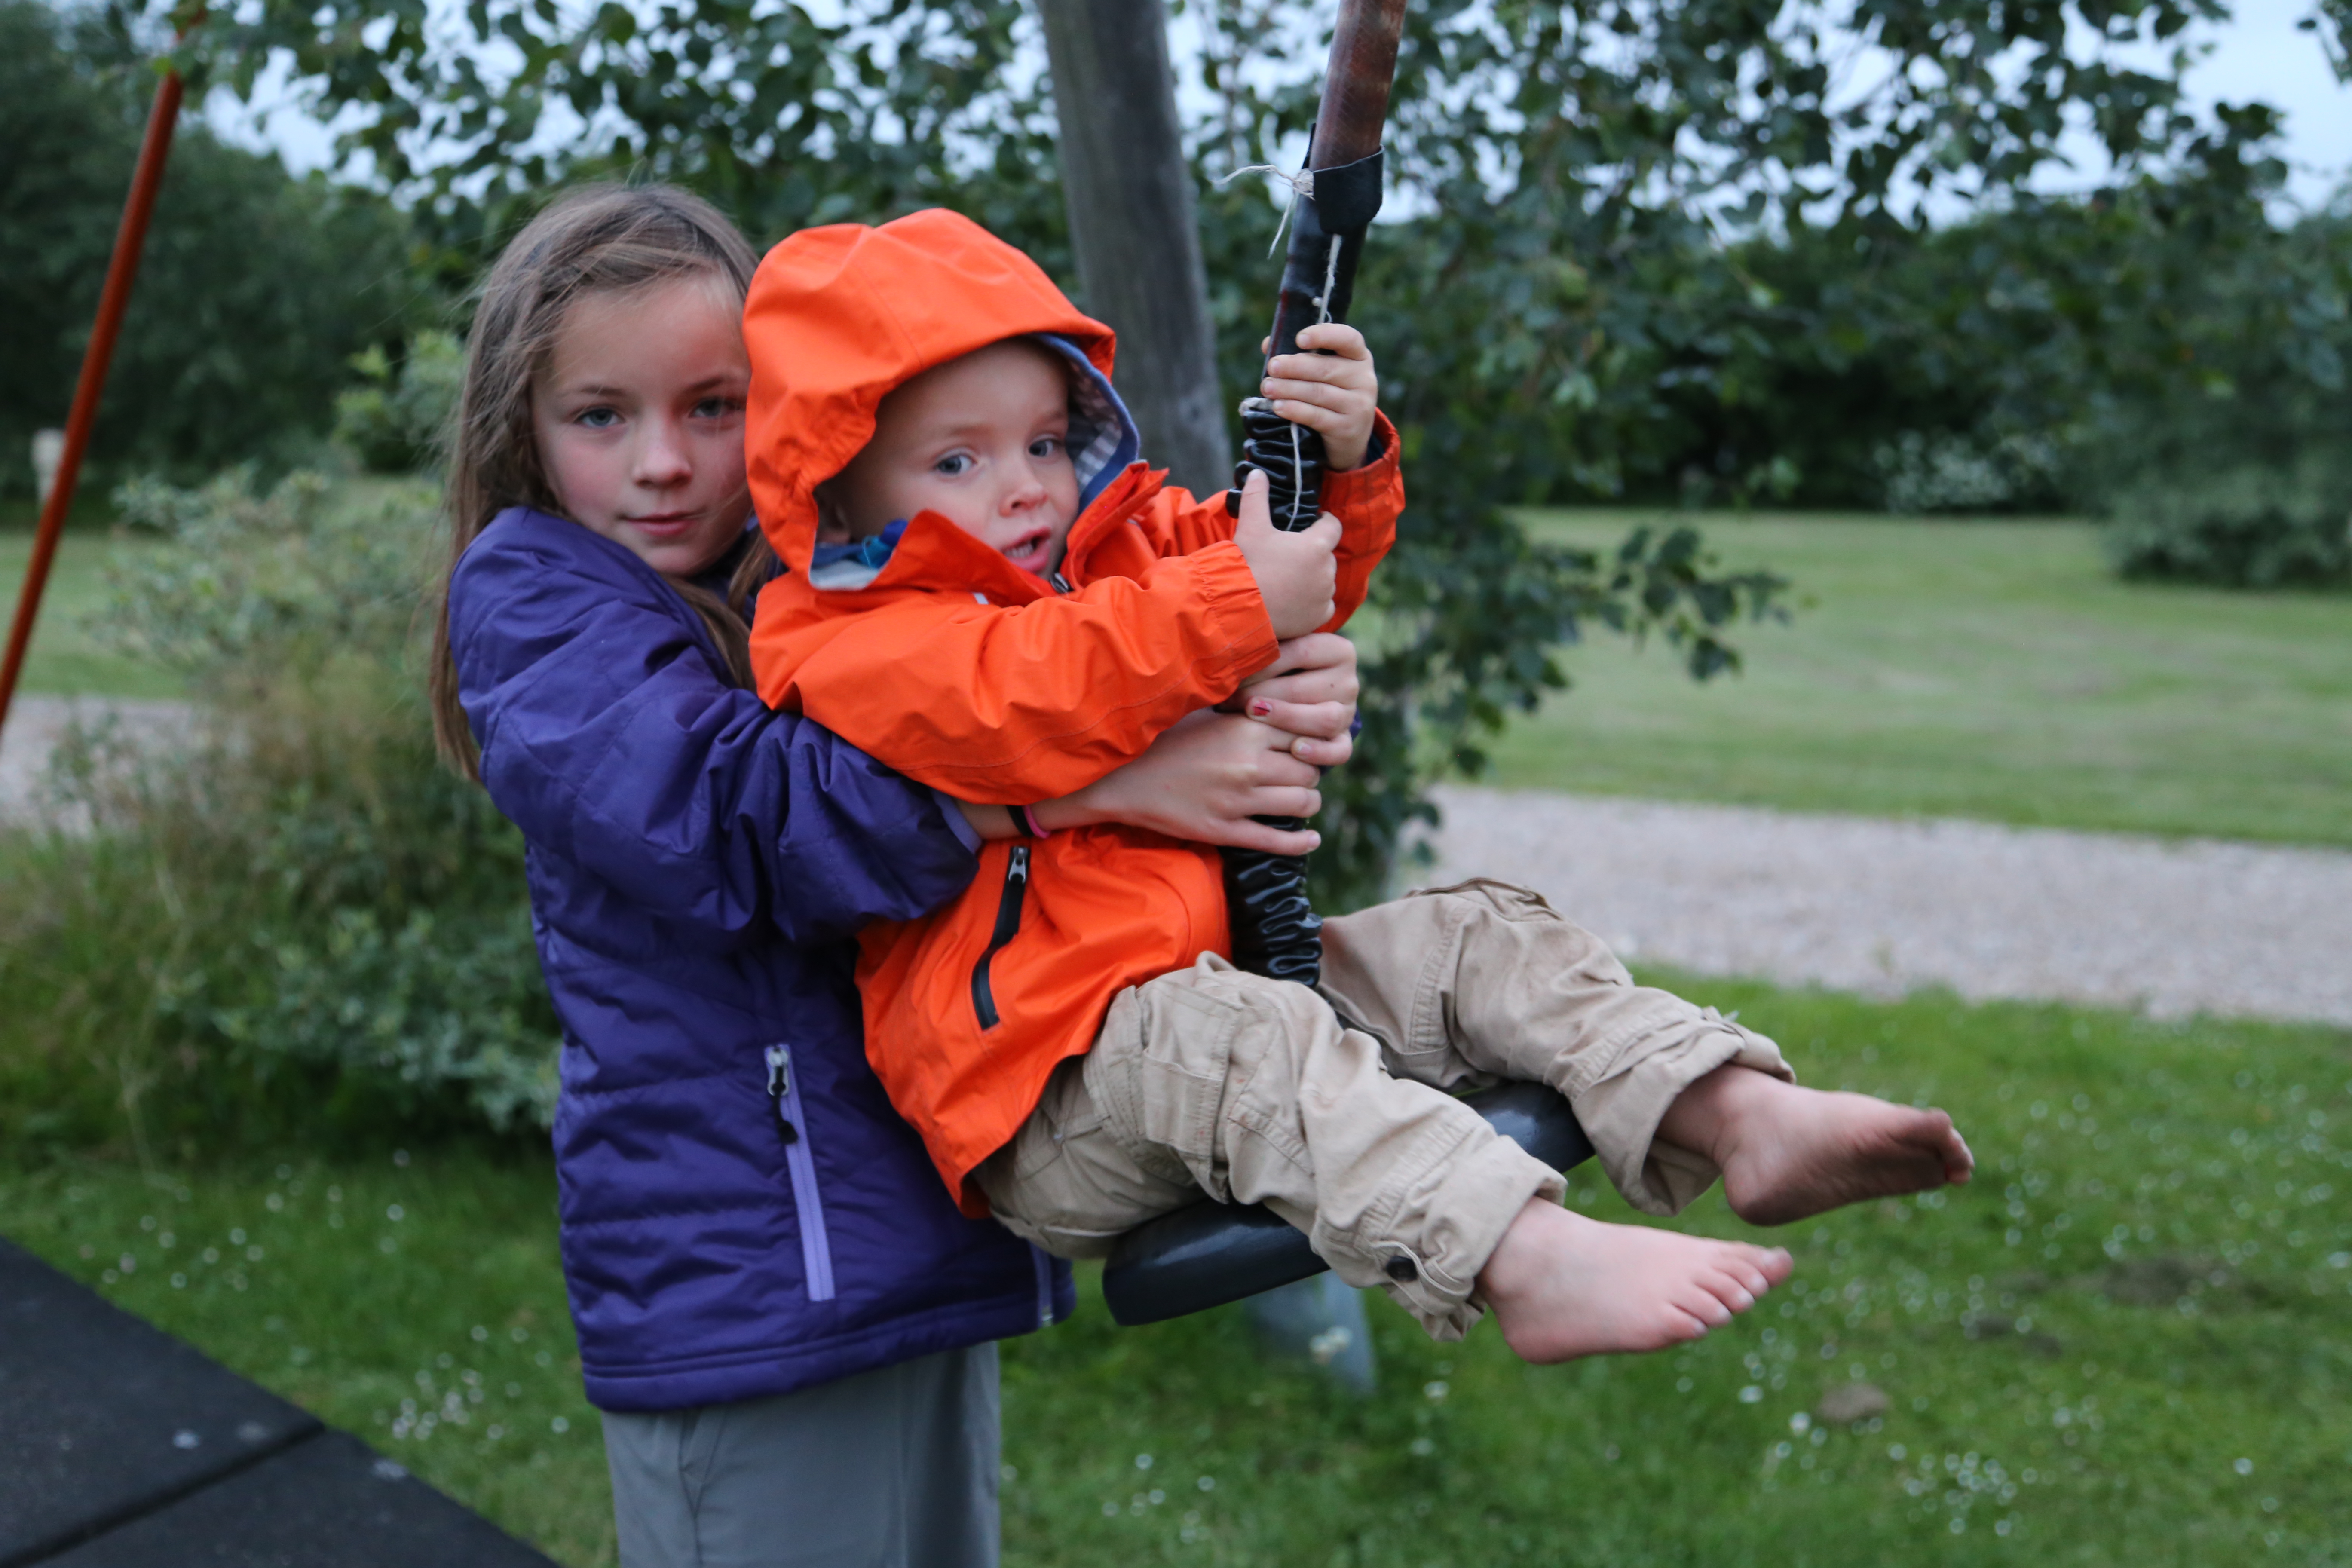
[827, 340, 1081, 576]
[534, 275, 752, 579]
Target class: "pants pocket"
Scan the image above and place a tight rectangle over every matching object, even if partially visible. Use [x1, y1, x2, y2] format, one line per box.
[1092, 977, 1246, 1198]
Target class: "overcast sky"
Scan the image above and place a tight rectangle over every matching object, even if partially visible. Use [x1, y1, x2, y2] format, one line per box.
[211, 0, 2348, 215]
[2143, 0, 2347, 209]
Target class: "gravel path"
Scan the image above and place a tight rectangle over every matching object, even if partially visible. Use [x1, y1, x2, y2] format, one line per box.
[8, 702, 2347, 1026]
[1421, 785, 2352, 1029]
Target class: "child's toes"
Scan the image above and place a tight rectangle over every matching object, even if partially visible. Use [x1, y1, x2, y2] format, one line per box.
[1699, 1268, 1757, 1313]
[1674, 1283, 1737, 1328]
[1662, 1304, 1713, 1344]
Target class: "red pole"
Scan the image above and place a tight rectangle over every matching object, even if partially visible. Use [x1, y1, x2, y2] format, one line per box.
[0, 50, 190, 738]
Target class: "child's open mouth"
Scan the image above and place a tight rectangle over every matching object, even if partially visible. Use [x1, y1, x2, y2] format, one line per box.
[1001, 527, 1054, 572]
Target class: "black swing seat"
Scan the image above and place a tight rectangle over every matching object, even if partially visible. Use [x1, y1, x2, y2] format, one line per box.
[1099, 1081, 1594, 1326]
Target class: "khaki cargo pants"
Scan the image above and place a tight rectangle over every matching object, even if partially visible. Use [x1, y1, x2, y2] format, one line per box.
[971, 881, 1790, 1340]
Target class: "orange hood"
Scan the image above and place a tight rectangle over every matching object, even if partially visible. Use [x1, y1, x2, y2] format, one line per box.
[745, 208, 1123, 579]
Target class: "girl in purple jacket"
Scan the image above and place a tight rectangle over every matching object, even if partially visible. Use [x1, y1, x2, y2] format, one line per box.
[431, 185, 1360, 1568]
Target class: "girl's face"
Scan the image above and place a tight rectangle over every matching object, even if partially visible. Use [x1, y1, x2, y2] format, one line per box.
[533, 275, 752, 579]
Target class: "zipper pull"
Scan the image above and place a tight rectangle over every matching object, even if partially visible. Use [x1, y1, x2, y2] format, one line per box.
[765, 1045, 799, 1145]
[1048, 570, 1072, 594]
[1008, 843, 1030, 884]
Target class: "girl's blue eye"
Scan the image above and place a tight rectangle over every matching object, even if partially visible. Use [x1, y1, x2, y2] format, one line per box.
[1029, 436, 1063, 460]
[692, 396, 741, 420]
[934, 453, 973, 477]
[576, 406, 621, 430]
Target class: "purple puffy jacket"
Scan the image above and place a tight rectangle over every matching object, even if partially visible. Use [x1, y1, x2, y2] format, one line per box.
[449, 508, 1069, 1412]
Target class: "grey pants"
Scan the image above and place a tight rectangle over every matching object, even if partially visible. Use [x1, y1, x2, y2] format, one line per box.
[601, 1344, 1001, 1568]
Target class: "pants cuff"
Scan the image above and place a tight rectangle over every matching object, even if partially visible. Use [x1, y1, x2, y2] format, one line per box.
[1581, 1013, 1791, 1216]
[1308, 1127, 1564, 1343]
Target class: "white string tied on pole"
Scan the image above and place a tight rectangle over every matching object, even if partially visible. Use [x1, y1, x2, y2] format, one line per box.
[1219, 160, 1345, 528]
[1215, 162, 1316, 256]
[1315, 232, 1341, 322]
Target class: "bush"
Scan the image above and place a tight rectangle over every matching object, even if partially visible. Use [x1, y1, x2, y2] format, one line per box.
[1874, 430, 2067, 516]
[103, 467, 421, 665]
[0, 470, 554, 1161]
[334, 331, 465, 474]
[2103, 459, 2352, 588]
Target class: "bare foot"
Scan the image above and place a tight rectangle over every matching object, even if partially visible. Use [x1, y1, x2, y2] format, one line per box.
[1660, 1065, 1975, 1226]
[1478, 1199, 1792, 1364]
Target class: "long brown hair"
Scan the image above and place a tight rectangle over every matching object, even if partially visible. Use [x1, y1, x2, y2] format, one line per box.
[429, 182, 777, 780]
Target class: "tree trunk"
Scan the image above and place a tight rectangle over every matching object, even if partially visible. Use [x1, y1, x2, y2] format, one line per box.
[1036, 0, 1232, 498]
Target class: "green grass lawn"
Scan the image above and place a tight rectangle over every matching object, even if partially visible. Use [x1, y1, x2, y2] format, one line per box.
[9, 978, 2347, 1566]
[0, 527, 183, 700]
[1497, 511, 2352, 848]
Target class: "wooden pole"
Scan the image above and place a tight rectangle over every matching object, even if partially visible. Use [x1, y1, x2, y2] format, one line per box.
[1311, 0, 1408, 168]
[1035, 0, 1233, 497]
[0, 51, 190, 739]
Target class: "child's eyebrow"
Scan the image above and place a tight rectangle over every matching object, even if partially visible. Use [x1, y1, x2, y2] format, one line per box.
[921, 410, 1069, 442]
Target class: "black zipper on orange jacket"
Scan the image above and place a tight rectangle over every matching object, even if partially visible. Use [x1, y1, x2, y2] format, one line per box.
[969, 844, 1030, 1030]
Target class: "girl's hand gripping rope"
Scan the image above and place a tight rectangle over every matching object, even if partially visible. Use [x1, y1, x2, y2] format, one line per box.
[1041, 710, 1329, 856]
[1229, 632, 1359, 764]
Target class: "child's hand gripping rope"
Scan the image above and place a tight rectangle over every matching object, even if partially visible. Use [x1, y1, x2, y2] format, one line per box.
[1258, 322, 1380, 473]
[1233, 468, 1341, 638]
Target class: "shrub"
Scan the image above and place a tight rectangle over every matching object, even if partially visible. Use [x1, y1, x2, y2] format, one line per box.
[1874, 430, 2067, 516]
[0, 470, 554, 1161]
[102, 468, 419, 664]
[333, 331, 465, 474]
[2103, 458, 2352, 588]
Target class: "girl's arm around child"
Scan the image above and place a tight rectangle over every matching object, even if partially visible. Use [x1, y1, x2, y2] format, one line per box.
[450, 512, 980, 947]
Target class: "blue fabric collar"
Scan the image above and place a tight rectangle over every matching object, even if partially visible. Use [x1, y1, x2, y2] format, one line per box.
[1035, 334, 1141, 510]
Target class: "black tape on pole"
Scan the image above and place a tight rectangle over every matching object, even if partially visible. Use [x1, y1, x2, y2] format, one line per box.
[1219, 147, 1387, 989]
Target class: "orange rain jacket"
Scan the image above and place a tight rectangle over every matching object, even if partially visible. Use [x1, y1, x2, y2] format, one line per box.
[745, 209, 1403, 1212]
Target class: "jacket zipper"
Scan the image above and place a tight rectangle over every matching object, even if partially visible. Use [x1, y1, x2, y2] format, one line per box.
[765, 1045, 837, 1302]
[969, 845, 1030, 1031]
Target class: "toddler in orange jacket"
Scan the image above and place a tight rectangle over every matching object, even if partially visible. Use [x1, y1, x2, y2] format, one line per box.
[745, 209, 1972, 1360]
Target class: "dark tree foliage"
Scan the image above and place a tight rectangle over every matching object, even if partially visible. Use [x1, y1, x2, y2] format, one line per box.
[1689, 110, 2348, 514]
[158, 0, 2330, 891]
[0, 1, 421, 493]
[189, 0, 1072, 284]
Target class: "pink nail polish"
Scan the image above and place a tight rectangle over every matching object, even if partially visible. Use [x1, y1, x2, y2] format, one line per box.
[1249, 699, 1272, 717]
